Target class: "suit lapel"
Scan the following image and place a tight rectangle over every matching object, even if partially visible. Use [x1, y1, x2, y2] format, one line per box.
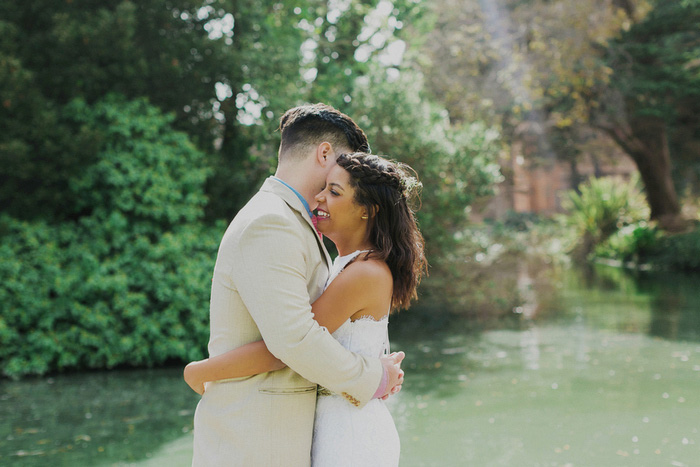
[260, 178, 332, 269]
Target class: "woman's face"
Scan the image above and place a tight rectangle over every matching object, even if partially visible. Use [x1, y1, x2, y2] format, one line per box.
[314, 165, 367, 241]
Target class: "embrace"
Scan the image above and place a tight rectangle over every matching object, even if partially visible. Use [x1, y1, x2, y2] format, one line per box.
[184, 103, 427, 466]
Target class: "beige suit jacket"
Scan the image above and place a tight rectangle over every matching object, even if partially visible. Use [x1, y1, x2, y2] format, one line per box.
[192, 177, 383, 466]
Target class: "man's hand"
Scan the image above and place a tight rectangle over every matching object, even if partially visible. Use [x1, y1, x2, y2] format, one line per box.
[379, 351, 405, 399]
[184, 361, 206, 395]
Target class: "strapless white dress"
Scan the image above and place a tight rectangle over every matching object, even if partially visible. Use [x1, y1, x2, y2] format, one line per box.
[310, 251, 400, 467]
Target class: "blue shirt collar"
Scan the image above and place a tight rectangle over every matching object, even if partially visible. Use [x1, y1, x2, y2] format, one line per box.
[270, 177, 313, 218]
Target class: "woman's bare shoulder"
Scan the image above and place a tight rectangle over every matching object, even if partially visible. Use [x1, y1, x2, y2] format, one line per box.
[342, 256, 392, 287]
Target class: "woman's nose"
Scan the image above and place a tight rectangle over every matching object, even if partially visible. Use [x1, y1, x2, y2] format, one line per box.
[315, 192, 325, 203]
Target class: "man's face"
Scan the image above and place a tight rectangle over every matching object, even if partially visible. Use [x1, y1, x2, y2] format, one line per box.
[318, 145, 348, 184]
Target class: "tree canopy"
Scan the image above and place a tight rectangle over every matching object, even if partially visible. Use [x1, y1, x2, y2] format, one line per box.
[413, 0, 700, 228]
[0, 0, 504, 377]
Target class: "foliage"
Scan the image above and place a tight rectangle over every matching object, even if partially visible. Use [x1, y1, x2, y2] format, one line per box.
[0, 1, 429, 222]
[607, 1, 700, 122]
[0, 97, 217, 378]
[0, 1, 241, 221]
[594, 223, 700, 272]
[605, 0, 700, 196]
[351, 66, 503, 249]
[644, 227, 700, 271]
[0, 0, 495, 228]
[499, 211, 544, 233]
[0, 1, 509, 378]
[0, 0, 237, 142]
[412, 0, 651, 130]
[199, 1, 321, 219]
[346, 65, 503, 303]
[66, 95, 210, 227]
[590, 220, 700, 272]
[205, 0, 420, 218]
[562, 175, 649, 258]
[593, 222, 660, 263]
[412, 0, 700, 226]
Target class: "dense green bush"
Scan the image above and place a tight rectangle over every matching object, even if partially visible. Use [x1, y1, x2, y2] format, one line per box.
[563, 176, 700, 271]
[594, 222, 661, 264]
[0, 216, 219, 378]
[562, 175, 649, 259]
[593, 223, 700, 272]
[587, 219, 700, 272]
[645, 227, 700, 271]
[0, 96, 219, 378]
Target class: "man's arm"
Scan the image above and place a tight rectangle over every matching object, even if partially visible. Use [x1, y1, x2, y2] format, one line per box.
[230, 213, 384, 407]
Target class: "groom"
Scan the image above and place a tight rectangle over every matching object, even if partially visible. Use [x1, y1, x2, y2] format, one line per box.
[192, 103, 405, 466]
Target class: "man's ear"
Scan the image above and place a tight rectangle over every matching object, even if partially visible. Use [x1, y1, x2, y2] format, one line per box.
[316, 142, 333, 167]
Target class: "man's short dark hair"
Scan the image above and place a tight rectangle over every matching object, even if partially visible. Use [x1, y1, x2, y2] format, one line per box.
[278, 103, 369, 160]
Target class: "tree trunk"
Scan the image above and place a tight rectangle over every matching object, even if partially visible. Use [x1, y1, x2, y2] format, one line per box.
[599, 117, 685, 231]
[601, 116, 684, 231]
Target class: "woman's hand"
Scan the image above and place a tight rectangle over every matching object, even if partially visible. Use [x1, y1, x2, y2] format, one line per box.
[184, 360, 207, 395]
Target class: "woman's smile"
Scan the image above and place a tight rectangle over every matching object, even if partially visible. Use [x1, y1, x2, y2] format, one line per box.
[313, 165, 371, 252]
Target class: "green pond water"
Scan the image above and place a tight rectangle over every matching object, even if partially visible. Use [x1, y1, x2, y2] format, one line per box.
[2, 264, 699, 466]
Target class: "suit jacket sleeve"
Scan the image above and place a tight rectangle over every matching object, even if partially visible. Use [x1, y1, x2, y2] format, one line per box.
[229, 213, 383, 407]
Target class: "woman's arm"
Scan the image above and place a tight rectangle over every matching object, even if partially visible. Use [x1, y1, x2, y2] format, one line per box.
[310, 258, 392, 332]
[183, 259, 391, 394]
[184, 340, 285, 394]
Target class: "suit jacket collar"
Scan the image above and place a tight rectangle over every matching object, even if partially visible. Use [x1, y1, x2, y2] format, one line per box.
[261, 177, 332, 268]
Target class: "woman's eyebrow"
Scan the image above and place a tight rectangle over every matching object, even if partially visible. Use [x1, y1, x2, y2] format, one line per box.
[329, 182, 345, 192]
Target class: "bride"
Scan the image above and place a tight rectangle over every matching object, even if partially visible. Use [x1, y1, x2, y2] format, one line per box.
[185, 152, 427, 466]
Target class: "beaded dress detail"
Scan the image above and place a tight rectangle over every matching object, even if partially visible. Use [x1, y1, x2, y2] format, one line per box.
[311, 250, 400, 466]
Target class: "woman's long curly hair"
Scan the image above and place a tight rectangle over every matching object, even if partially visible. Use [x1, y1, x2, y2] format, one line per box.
[336, 152, 428, 310]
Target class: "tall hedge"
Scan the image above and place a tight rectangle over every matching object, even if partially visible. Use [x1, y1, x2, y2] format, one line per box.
[0, 96, 219, 378]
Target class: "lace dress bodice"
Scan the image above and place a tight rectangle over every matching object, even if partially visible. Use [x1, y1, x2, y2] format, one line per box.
[332, 315, 389, 357]
[311, 250, 399, 467]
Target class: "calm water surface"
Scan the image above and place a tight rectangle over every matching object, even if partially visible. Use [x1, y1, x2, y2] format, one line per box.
[2, 265, 699, 466]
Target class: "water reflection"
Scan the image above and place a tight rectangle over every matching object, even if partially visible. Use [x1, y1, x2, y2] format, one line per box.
[389, 264, 700, 466]
[1, 265, 699, 466]
[0, 368, 199, 465]
[570, 264, 700, 342]
[393, 322, 700, 466]
[641, 272, 700, 343]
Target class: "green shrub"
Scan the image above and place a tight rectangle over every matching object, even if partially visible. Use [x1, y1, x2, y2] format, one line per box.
[594, 222, 661, 263]
[0, 216, 220, 379]
[645, 227, 700, 271]
[592, 222, 700, 272]
[562, 175, 649, 259]
[0, 96, 219, 378]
